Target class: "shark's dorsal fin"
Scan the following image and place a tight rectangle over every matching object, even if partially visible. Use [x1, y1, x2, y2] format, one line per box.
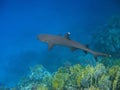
[64, 32, 71, 40]
[48, 43, 54, 50]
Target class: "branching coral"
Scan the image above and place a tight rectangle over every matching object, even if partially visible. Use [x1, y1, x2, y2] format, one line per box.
[52, 71, 69, 89]
[37, 84, 48, 90]
[17, 65, 52, 90]
[16, 63, 120, 90]
[109, 65, 120, 90]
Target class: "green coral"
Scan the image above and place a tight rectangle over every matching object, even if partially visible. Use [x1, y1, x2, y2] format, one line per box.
[113, 58, 120, 66]
[109, 65, 120, 90]
[14, 63, 120, 90]
[98, 74, 111, 90]
[37, 84, 48, 90]
[52, 71, 69, 89]
[89, 86, 100, 90]
[51, 63, 120, 90]
[113, 71, 120, 90]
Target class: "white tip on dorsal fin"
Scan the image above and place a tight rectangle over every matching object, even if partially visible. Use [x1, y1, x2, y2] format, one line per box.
[64, 32, 71, 40]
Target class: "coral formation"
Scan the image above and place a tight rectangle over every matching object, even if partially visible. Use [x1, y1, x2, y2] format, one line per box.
[92, 15, 120, 58]
[17, 65, 52, 90]
[14, 62, 120, 90]
[3, 15, 120, 90]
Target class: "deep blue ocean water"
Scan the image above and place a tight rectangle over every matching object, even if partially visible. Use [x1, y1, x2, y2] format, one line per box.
[0, 0, 120, 87]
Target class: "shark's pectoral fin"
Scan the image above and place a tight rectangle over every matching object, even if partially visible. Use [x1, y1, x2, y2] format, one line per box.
[83, 45, 89, 54]
[94, 55, 98, 62]
[48, 43, 54, 50]
[70, 47, 78, 52]
[84, 50, 88, 54]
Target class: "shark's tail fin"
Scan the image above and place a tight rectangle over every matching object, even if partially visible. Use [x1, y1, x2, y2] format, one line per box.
[93, 52, 111, 61]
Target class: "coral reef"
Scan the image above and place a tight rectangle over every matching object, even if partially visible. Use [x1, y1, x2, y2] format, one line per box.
[14, 62, 120, 90]
[92, 15, 120, 58]
[17, 65, 52, 90]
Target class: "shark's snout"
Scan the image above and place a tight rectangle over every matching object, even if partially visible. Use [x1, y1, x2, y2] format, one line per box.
[37, 34, 50, 43]
[37, 34, 44, 40]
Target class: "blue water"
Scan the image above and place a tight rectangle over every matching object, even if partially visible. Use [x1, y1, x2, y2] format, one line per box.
[0, 0, 120, 87]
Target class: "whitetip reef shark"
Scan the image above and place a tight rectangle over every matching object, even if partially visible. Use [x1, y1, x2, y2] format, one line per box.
[37, 32, 111, 61]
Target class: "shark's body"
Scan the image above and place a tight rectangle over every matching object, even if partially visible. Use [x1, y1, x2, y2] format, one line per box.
[37, 33, 110, 59]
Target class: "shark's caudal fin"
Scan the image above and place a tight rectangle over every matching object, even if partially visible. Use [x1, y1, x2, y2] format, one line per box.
[93, 52, 111, 61]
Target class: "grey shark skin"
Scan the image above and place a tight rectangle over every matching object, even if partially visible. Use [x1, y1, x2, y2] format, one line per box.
[37, 34, 111, 59]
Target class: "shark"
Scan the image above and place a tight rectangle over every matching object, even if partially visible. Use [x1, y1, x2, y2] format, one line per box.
[37, 32, 111, 60]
